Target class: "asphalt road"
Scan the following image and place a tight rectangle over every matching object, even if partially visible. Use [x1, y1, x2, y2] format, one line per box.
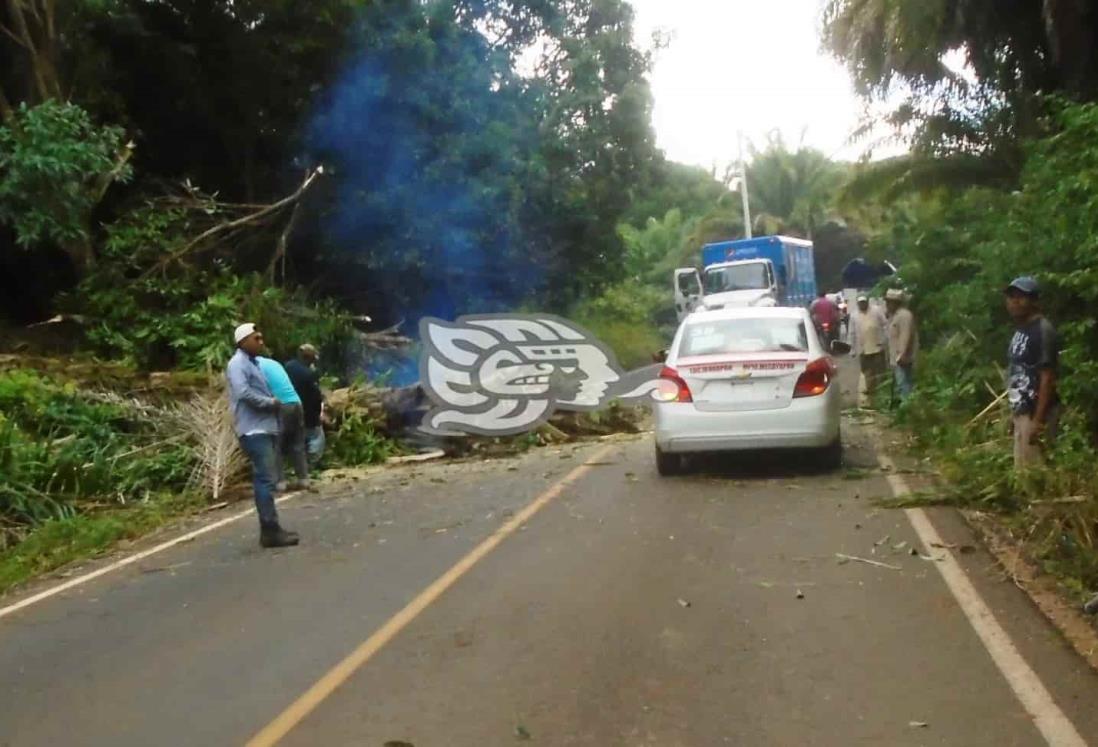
[3, 367, 1098, 745]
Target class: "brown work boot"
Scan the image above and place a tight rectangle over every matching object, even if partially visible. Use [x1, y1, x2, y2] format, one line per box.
[260, 525, 300, 548]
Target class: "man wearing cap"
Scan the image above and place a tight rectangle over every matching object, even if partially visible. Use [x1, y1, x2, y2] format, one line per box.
[849, 295, 889, 406]
[256, 355, 311, 491]
[885, 289, 918, 400]
[226, 323, 299, 548]
[285, 344, 326, 466]
[1005, 276, 1060, 469]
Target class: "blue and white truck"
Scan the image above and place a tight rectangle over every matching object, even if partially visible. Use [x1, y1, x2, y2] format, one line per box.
[674, 235, 817, 321]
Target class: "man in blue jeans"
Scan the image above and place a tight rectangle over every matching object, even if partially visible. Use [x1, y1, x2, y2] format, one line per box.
[226, 323, 299, 548]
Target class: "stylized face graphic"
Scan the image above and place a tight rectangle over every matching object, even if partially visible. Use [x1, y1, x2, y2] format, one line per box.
[420, 315, 628, 436]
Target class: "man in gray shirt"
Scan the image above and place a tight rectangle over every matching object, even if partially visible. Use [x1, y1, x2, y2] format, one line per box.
[227, 323, 299, 548]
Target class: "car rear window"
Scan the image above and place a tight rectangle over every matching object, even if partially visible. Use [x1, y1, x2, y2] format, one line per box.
[679, 317, 809, 356]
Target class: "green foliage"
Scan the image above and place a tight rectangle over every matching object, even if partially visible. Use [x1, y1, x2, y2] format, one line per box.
[328, 410, 394, 466]
[746, 136, 847, 238]
[821, 0, 1094, 192]
[571, 279, 669, 369]
[70, 202, 354, 370]
[308, 0, 661, 317]
[882, 102, 1098, 432]
[622, 161, 729, 229]
[0, 491, 205, 593]
[876, 100, 1098, 596]
[0, 370, 194, 544]
[0, 100, 131, 249]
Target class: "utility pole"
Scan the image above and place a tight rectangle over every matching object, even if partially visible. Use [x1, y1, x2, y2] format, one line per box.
[737, 130, 752, 239]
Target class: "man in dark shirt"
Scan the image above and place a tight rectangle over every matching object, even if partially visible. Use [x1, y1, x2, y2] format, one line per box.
[284, 343, 326, 465]
[1005, 276, 1059, 469]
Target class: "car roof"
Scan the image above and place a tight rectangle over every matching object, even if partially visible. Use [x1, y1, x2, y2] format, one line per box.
[683, 307, 809, 323]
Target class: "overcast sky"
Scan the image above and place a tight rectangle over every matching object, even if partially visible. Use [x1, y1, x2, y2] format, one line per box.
[627, 0, 900, 169]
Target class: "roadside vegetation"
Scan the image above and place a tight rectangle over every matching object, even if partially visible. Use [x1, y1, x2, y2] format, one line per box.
[8, 0, 1096, 600]
[0, 0, 880, 585]
[822, 0, 1098, 600]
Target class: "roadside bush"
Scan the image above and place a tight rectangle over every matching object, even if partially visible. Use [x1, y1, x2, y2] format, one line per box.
[0, 370, 195, 545]
[327, 409, 394, 466]
[571, 279, 671, 369]
[63, 200, 355, 371]
[879, 100, 1098, 597]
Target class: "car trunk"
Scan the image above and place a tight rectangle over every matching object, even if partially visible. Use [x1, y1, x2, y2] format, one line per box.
[675, 353, 808, 412]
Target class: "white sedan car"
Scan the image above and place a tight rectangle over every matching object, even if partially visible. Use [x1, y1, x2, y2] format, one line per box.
[653, 307, 842, 475]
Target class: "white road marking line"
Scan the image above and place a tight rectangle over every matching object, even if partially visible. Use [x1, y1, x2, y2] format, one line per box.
[880, 453, 1087, 747]
[0, 490, 306, 622]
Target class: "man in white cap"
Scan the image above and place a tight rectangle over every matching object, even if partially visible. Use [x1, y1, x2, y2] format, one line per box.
[849, 295, 888, 406]
[885, 289, 918, 401]
[226, 323, 299, 548]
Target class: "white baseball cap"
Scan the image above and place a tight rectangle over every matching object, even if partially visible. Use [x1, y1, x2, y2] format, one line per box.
[233, 322, 259, 345]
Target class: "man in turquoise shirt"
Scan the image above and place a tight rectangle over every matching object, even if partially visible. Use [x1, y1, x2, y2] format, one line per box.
[256, 356, 311, 490]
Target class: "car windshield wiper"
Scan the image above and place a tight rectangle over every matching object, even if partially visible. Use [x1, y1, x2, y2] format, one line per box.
[776, 344, 805, 352]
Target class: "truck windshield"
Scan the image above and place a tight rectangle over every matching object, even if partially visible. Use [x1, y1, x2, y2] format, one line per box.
[703, 263, 768, 293]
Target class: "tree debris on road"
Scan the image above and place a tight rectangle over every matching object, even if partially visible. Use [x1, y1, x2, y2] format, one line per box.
[836, 553, 902, 571]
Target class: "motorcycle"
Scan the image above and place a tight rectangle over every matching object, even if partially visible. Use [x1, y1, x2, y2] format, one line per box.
[815, 319, 839, 346]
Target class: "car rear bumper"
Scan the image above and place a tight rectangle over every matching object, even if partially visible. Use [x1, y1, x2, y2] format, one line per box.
[654, 394, 840, 453]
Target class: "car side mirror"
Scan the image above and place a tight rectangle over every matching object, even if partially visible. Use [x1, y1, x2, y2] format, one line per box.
[652, 349, 669, 364]
[830, 340, 851, 356]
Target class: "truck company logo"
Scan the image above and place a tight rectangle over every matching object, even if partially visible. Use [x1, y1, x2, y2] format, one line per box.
[419, 314, 668, 436]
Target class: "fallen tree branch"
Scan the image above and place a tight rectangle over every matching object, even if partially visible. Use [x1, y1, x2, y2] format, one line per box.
[836, 553, 902, 571]
[966, 389, 1008, 428]
[141, 167, 323, 278]
[267, 200, 302, 283]
[1030, 496, 1089, 506]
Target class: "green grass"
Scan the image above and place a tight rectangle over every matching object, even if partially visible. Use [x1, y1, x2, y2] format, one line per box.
[575, 317, 667, 370]
[0, 491, 206, 594]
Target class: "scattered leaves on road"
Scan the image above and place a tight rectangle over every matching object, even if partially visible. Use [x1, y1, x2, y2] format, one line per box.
[677, 598, 692, 608]
[515, 724, 532, 740]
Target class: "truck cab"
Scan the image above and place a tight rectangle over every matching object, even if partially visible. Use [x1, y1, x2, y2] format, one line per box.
[674, 236, 815, 322]
[700, 259, 779, 309]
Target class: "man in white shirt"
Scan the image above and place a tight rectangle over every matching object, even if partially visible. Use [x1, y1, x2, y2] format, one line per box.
[886, 288, 919, 401]
[849, 295, 888, 407]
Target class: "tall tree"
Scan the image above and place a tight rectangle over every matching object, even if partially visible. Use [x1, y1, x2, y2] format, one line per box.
[821, 0, 1098, 168]
[744, 136, 846, 239]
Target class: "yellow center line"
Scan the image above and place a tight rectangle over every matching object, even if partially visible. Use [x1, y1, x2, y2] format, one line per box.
[245, 444, 616, 747]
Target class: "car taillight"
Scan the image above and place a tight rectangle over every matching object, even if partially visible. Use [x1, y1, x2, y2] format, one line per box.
[658, 366, 693, 403]
[793, 357, 835, 398]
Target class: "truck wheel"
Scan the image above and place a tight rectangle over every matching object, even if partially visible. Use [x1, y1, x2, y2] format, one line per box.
[656, 446, 683, 476]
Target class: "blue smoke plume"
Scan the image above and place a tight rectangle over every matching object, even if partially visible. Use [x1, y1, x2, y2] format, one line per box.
[306, 6, 544, 372]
